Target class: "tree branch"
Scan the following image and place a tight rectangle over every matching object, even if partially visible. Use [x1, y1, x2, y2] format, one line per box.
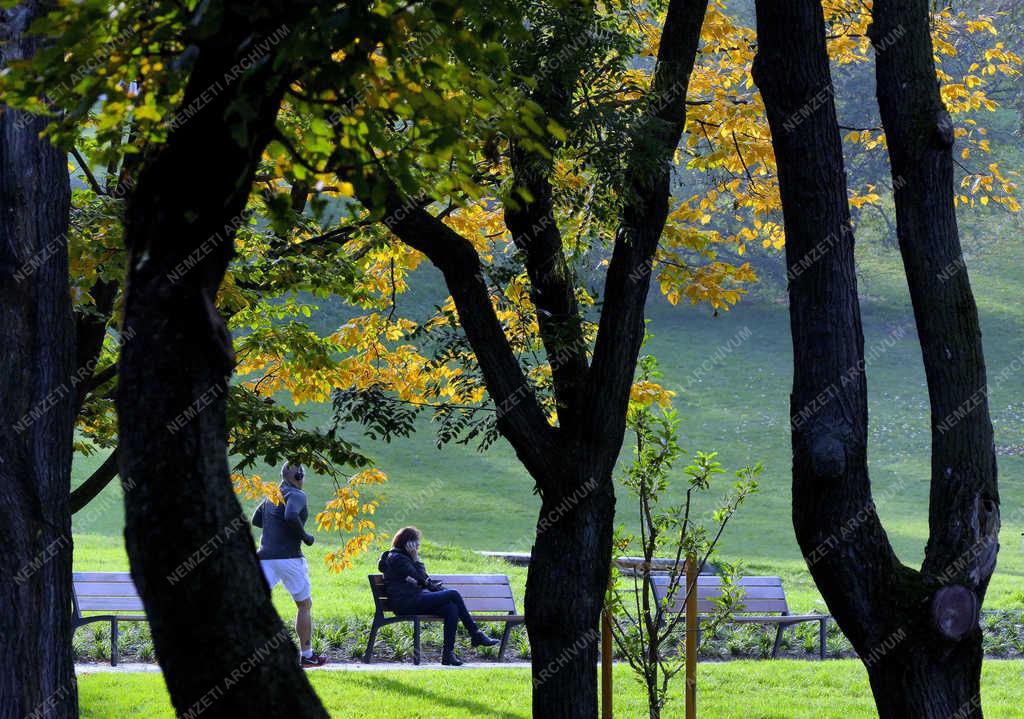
[69, 448, 119, 514]
[503, 8, 591, 429]
[584, 0, 710, 440]
[369, 182, 558, 482]
[72, 146, 105, 196]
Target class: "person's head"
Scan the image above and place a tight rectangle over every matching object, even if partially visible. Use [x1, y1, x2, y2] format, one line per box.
[281, 462, 305, 488]
[391, 526, 421, 554]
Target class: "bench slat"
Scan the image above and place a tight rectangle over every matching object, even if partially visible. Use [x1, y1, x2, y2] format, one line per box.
[695, 576, 784, 586]
[407, 613, 524, 622]
[74, 572, 134, 582]
[374, 587, 516, 601]
[462, 598, 518, 612]
[653, 585, 786, 601]
[730, 615, 825, 624]
[697, 599, 788, 613]
[430, 585, 513, 598]
[73, 583, 142, 597]
[428, 575, 511, 583]
[370, 574, 512, 586]
[382, 598, 517, 613]
[77, 597, 146, 612]
[649, 575, 785, 587]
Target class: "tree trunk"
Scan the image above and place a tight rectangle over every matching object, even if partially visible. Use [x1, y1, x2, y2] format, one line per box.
[753, 2, 997, 717]
[0, 3, 77, 716]
[870, 0, 999, 594]
[525, 462, 616, 719]
[116, 3, 330, 716]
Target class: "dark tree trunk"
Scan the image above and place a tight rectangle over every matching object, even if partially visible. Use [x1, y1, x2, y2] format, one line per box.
[753, 2, 997, 717]
[116, 3, 332, 716]
[0, 3, 77, 717]
[525, 462, 616, 718]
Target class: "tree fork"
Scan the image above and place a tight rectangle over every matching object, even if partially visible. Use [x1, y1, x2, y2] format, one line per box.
[754, 1, 998, 716]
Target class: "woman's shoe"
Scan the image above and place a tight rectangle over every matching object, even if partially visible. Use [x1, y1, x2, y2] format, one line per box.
[441, 650, 464, 666]
[470, 631, 500, 647]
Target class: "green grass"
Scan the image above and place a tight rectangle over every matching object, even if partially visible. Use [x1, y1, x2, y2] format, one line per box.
[76, 660, 1024, 718]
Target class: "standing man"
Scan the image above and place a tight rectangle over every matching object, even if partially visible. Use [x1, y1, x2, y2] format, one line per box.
[252, 461, 327, 667]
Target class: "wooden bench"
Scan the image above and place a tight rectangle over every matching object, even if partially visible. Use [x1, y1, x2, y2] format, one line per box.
[365, 574, 524, 664]
[651, 574, 830, 659]
[72, 572, 148, 666]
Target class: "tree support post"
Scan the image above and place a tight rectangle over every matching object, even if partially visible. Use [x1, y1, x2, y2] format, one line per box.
[685, 555, 698, 719]
[602, 575, 613, 719]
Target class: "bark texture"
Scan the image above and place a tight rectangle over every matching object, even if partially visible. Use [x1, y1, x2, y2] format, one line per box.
[0, 3, 77, 717]
[116, 2, 339, 716]
[752, 1, 998, 716]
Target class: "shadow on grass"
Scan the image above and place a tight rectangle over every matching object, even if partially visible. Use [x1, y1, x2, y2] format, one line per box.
[340, 674, 526, 719]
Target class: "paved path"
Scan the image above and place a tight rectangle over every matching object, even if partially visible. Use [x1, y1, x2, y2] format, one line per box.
[76, 661, 533, 674]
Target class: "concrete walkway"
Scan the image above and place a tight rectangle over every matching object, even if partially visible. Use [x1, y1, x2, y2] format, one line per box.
[75, 661, 533, 674]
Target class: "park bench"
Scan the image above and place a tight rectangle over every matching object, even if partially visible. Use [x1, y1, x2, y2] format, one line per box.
[72, 572, 148, 666]
[650, 574, 830, 659]
[365, 574, 524, 664]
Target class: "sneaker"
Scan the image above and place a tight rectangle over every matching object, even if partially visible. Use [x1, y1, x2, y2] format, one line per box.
[300, 653, 328, 668]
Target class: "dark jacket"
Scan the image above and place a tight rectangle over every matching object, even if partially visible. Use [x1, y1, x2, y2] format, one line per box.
[379, 548, 430, 609]
[252, 482, 312, 560]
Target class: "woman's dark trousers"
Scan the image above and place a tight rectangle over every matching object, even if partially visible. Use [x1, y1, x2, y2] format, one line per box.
[397, 589, 478, 653]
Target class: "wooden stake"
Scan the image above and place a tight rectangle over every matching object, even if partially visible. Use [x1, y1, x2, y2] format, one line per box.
[685, 555, 698, 719]
[602, 580, 613, 719]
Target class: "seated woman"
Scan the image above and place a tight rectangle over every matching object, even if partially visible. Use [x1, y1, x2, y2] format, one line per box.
[378, 526, 499, 665]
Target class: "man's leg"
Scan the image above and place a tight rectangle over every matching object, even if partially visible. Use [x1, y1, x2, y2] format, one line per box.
[285, 558, 324, 665]
[295, 596, 313, 654]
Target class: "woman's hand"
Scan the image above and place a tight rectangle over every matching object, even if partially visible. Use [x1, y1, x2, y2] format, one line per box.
[405, 576, 419, 586]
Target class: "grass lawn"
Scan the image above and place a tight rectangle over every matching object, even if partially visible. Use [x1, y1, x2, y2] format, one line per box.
[77, 660, 1024, 718]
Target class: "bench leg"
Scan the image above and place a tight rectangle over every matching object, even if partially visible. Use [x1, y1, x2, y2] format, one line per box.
[413, 618, 421, 666]
[111, 619, 119, 667]
[498, 623, 513, 661]
[771, 624, 784, 659]
[363, 618, 381, 663]
[819, 618, 827, 660]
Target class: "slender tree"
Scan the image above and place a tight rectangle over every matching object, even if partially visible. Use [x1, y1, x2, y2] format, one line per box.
[0, 2, 77, 716]
[752, 1, 998, 716]
[359, 1, 711, 713]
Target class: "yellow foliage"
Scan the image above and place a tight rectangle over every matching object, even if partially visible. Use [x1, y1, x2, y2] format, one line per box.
[629, 380, 676, 409]
[231, 473, 284, 505]
[316, 469, 389, 573]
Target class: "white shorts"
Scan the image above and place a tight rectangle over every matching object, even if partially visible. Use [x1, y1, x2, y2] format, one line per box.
[260, 557, 311, 602]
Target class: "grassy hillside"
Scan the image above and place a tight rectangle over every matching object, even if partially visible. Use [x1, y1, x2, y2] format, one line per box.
[71, 135, 1024, 612]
